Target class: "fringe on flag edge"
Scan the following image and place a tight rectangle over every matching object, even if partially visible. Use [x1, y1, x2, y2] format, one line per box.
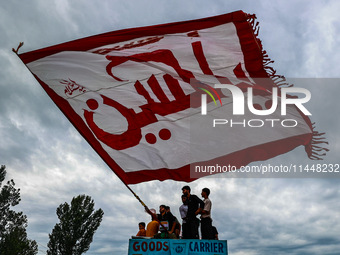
[246, 13, 328, 160]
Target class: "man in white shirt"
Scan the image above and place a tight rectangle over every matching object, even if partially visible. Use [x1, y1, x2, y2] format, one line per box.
[179, 194, 188, 238]
[200, 188, 214, 239]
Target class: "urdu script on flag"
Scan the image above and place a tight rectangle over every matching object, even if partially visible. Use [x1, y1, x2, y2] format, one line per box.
[18, 10, 326, 184]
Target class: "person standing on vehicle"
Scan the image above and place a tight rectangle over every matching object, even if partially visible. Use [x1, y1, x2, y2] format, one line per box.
[200, 188, 214, 239]
[181, 186, 204, 239]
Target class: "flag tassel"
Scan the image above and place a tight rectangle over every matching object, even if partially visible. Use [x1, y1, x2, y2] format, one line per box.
[305, 123, 329, 160]
[247, 13, 328, 160]
[247, 14, 294, 89]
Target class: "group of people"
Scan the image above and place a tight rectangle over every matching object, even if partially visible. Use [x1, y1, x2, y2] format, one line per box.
[135, 185, 218, 239]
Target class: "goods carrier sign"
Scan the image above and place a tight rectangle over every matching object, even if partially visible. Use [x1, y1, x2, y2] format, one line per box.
[128, 239, 228, 255]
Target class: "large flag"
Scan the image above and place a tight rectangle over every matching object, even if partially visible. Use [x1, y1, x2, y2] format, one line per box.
[18, 11, 326, 184]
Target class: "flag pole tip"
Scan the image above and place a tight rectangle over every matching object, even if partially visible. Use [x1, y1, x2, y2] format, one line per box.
[12, 42, 24, 54]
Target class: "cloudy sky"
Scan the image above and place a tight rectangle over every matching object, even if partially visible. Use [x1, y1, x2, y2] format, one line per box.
[1, 1, 340, 254]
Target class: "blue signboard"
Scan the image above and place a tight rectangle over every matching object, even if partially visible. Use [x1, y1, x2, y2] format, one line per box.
[128, 239, 228, 255]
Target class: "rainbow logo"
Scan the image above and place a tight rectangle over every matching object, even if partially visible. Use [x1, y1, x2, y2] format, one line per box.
[199, 86, 222, 106]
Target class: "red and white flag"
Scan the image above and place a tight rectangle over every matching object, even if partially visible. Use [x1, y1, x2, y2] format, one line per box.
[18, 11, 325, 184]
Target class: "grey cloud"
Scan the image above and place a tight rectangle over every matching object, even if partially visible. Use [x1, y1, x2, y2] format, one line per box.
[1, 1, 340, 254]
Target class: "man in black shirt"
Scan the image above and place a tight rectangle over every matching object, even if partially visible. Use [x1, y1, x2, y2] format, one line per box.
[181, 185, 204, 239]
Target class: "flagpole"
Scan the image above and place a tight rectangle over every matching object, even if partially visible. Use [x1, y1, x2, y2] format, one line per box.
[12, 42, 24, 55]
[125, 183, 173, 236]
[124, 183, 149, 211]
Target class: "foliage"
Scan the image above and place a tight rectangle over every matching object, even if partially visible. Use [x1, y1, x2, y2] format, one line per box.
[0, 165, 38, 255]
[47, 194, 104, 255]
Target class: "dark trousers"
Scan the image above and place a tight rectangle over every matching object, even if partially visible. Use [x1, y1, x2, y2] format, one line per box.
[184, 217, 199, 239]
[181, 222, 188, 239]
[201, 217, 213, 239]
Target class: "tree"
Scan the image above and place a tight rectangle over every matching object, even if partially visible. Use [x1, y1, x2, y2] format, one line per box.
[0, 165, 38, 255]
[47, 194, 104, 255]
